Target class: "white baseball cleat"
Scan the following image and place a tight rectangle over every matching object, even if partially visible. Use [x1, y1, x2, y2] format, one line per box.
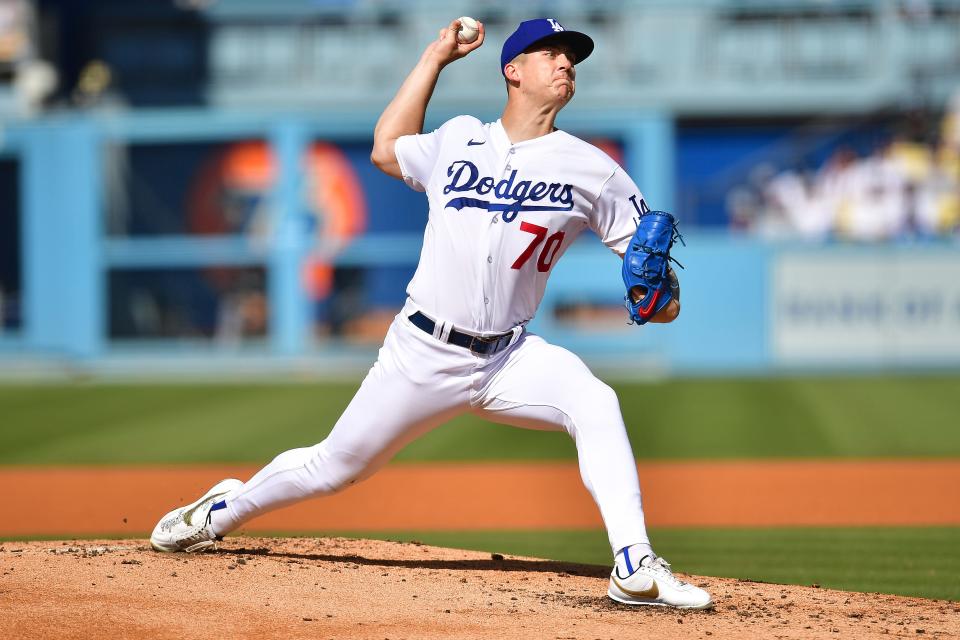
[150, 478, 243, 553]
[607, 555, 713, 610]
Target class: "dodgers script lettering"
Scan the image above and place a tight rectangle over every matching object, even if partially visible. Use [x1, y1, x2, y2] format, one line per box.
[442, 160, 574, 222]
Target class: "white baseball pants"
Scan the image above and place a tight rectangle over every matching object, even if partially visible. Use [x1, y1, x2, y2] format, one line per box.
[213, 306, 650, 553]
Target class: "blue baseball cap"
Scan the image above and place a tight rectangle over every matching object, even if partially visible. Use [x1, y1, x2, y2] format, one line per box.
[500, 18, 594, 76]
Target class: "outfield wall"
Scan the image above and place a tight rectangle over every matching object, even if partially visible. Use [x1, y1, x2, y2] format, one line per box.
[2, 226, 958, 376]
[0, 112, 958, 376]
[538, 235, 960, 374]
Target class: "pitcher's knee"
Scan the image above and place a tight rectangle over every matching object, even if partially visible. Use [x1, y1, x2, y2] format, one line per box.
[590, 380, 621, 412]
[307, 445, 372, 494]
[567, 380, 623, 429]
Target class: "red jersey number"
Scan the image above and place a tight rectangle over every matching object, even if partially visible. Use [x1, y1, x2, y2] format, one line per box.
[511, 222, 565, 273]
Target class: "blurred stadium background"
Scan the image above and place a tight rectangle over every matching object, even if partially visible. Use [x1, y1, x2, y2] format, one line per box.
[1, 0, 959, 600]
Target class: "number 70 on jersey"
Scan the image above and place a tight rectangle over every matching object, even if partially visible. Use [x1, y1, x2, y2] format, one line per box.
[510, 222, 565, 273]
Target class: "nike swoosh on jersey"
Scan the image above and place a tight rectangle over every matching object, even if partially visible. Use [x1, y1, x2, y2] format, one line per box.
[611, 575, 660, 599]
[467, 139, 486, 146]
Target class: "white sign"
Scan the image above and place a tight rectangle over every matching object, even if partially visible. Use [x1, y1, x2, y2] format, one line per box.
[772, 252, 960, 364]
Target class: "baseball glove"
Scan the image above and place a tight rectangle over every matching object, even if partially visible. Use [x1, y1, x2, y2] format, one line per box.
[622, 210, 685, 325]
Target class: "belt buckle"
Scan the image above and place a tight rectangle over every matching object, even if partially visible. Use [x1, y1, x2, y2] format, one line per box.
[466, 331, 511, 355]
[472, 335, 491, 354]
[470, 334, 497, 355]
[465, 335, 477, 352]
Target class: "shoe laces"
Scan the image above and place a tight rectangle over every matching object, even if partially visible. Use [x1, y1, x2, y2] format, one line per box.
[645, 556, 688, 588]
[179, 525, 214, 547]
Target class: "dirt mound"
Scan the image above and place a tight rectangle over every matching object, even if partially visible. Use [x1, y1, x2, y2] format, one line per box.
[1, 537, 956, 639]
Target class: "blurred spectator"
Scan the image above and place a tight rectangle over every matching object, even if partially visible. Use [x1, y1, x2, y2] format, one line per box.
[189, 141, 368, 339]
[72, 59, 114, 108]
[729, 109, 960, 241]
[841, 143, 907, 241]
[215, 269, 268, 346]
[766, 165, 834, 241]
[0, 0, 29, 74]
[930, 140, 960, 231]
[1, 0, 56, 116]
[726, 164, 776, 234]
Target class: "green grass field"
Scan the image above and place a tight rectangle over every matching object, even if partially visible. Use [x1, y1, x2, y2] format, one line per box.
[2, 375, 958, 601]
[1, 374, 958, 464]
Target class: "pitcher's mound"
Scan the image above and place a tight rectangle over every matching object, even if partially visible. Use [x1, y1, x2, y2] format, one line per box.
[1, 537, 956, 639]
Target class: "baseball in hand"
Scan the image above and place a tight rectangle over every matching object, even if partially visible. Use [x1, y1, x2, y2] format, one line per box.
[456, 16, 479, 44]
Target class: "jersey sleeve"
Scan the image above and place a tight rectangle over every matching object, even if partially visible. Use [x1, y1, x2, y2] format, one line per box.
[590, 167, 650, 255]
[394, 117, 462, 192]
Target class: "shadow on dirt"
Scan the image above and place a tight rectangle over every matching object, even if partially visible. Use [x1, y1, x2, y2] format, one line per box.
[223, 545, 611, 579]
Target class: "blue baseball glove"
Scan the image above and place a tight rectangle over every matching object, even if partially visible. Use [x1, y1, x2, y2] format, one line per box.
[622, 210, 684, 325]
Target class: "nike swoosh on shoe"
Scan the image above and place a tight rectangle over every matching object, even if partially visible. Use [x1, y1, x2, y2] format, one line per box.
[611, 575, 659, 599]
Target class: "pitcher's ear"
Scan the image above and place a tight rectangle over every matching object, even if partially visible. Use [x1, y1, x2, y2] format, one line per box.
[503, 60, 521, 83]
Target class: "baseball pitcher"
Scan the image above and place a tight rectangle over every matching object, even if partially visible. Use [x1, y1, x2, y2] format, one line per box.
[150, 17, 710, 610]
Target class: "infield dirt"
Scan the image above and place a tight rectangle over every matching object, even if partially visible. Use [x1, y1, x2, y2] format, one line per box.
[2, 537, 958, 639]
[4, 460, 960, 538]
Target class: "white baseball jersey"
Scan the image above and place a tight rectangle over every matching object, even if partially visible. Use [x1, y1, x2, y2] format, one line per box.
[210, 115, 655, 560]
[395, 116, 647, 334]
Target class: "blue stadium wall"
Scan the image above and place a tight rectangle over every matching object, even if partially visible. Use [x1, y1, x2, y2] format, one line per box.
[0, 110, 957, 376]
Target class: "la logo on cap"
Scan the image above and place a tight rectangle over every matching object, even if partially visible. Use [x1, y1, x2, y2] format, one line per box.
[547, 18, 564, 32]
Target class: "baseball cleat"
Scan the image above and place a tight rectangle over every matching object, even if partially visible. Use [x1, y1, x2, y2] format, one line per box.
[150, 478, 242, 553]
[607, 555, 713, 610]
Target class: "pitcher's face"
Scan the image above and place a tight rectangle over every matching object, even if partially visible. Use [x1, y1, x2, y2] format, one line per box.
[513, 41, 577, 105]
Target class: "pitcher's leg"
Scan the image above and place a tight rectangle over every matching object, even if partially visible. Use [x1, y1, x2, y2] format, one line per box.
[475, 334, 649, 554]
[211, 322, 471, 534]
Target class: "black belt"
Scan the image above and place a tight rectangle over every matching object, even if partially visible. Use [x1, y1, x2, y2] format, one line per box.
[408, 311, 516, 355]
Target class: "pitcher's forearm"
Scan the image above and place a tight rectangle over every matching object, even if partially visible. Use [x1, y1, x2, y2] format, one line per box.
[370, 54, 446, 175]
[370, 19, 485, 178]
